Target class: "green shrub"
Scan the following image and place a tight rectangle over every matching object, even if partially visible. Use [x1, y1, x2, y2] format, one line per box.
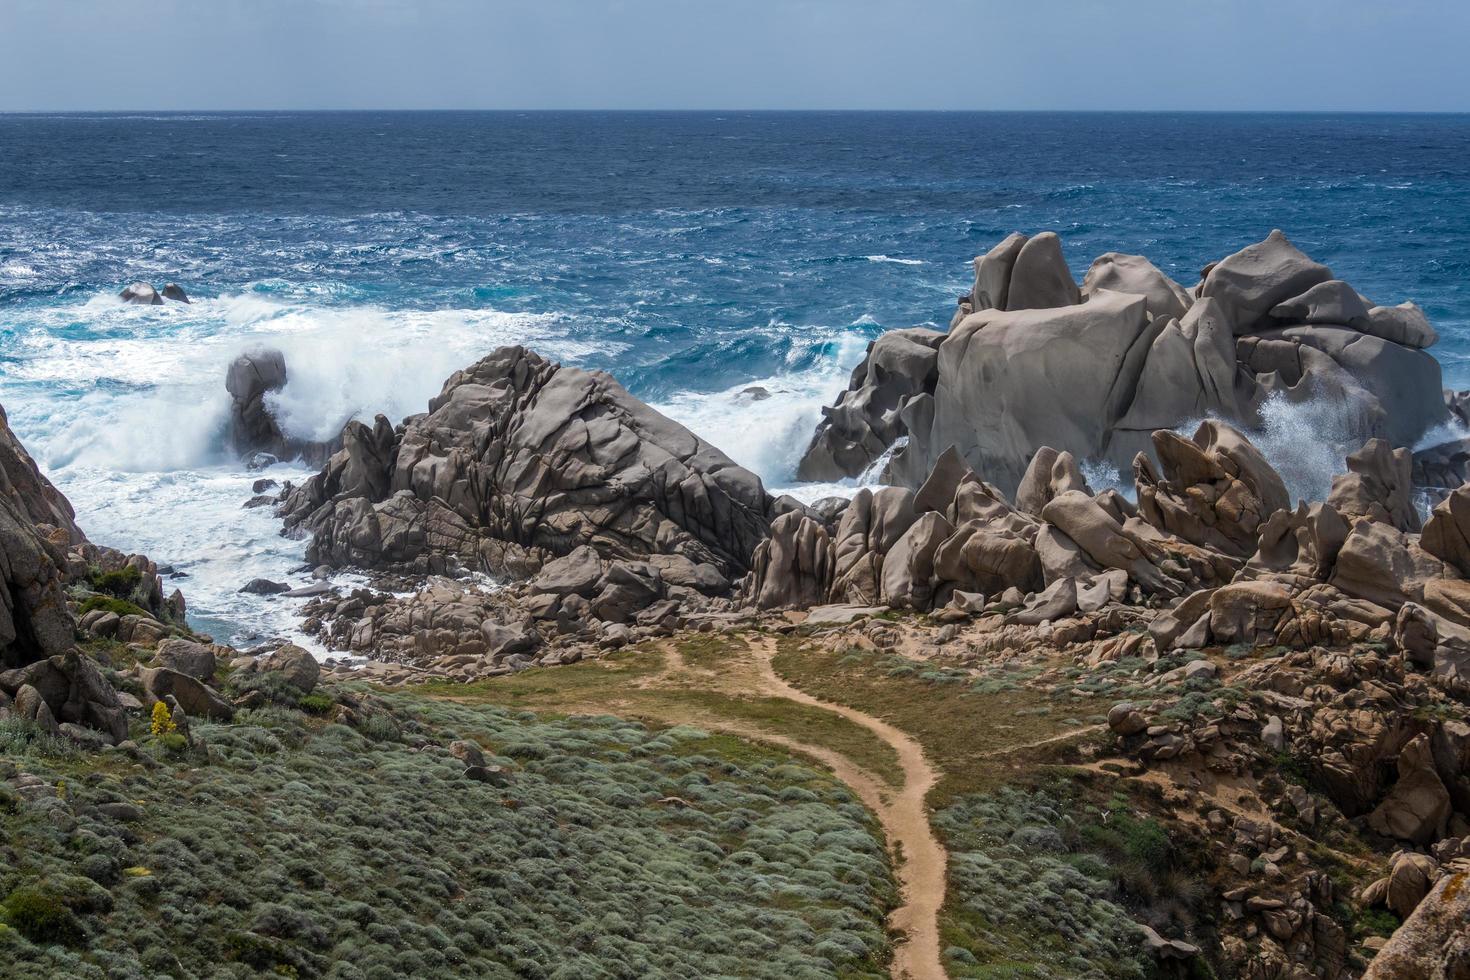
[78, 594, 149, 619]
[2, 886, 84, 945]
[88, 564, 142, 599]
[298, 693, 335, 715]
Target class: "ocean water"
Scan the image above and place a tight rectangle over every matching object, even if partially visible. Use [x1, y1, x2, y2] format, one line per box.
[3, 111, 1470, 645]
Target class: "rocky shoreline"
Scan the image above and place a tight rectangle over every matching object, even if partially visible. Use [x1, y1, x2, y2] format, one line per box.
[4, 234, 1470, 977]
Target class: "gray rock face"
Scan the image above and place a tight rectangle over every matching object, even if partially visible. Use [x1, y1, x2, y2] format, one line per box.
[282, 347, 774, 581]
[161, 283, 190, 304]
[796, 328, 943, 482]
[1081, 252, 1191, 320]
[1200, 229, 1333, 334]
[905, 288, 1153, 497]
[745, 511, 834, 610]
[153, 638, 217, 682]
[0, 404, 81, 669]
[812, 231, 1450, 497]
[1327, 439, 1419, 532]
[139, 666, 234, 721]
[0, 650, 127, 743]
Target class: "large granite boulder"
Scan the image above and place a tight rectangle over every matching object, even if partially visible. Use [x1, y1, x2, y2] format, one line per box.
[281, 346, 774, 580]
[817, 231, 1449, 496]
[1199, 229, 1332, 334]
[0, 405, 80, 669]
[796, 328, 943, 481]
[1363, 865, 1470, 979]
[903, 288, 1154, 496]
[745, 512, 834, 610]
[1327, 439, 1420, 532]
[1081, 251, 1191, 320]
[1421, 486, 1470, 578]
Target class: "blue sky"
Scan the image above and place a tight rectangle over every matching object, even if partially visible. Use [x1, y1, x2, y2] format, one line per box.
[3, 0, 1467, 111]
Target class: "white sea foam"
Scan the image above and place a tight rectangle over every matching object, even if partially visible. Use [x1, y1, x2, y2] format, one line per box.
[9, 290, 600, 648]
[652, 332, 869, 488]
[865, 255, 925, 265]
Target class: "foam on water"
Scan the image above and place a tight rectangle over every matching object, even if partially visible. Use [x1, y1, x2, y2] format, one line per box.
[653, 331, 870, 488]
[5, 290, 605, 648]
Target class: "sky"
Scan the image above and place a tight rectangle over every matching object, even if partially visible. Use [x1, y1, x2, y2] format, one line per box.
[2, 0, 1468, 112]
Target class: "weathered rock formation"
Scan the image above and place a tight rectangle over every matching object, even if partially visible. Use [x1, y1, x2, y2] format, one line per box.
[279, 346, 777, 580]
[800, 230, 1450, 497]
[225, 350, 339, 466]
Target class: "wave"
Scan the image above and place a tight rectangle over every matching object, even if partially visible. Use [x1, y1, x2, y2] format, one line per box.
[866, 255, 925, 266]
[6, 290, 604, 472]
[652, 332, 869, 487]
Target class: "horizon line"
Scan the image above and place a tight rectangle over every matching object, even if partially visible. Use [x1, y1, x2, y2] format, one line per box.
[3, 107, 1470, 116]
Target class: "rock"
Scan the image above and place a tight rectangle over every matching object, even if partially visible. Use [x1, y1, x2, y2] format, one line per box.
[796, 328, 943, 481]
[1006, 577, 1078, 626]
[1138, 922, 1201, 961]
[1362, 867, 1470, 979]
[0, 406, 82, 669]
[1041, 491, 1179, 596]
[1200, 229, 1333, 334]
[967, 232, 1028, 312]
[239, 578, 290, 596]
[252, 478, 278, 494]
[1110, 297, 1246, 451]
[1006, 232, 1081, 311]
[119, 282, 163, 305]
[531, 546, 606, 598]
[1081, 252, 1191, 320]
[160, 283, 190, 303]
[1262, 715, 1286, 752]
[1271, 324, 1447, 448]
[1014, 447, 1089, 519]
[448, 740, 486, 768]
[1385, 852, 1441, 919]
[830, 487, 918, 605]
[745, 512, 834, 610]
[464, 764, 511, 787]
[588, 562, 664, 624]
[152, 638, 217, 682]
[1, 650, 127, 743]
[645, 554, 729, 596]
[1108, 702, 1149, 736]
[280, 346, 773, 579]
[1367, 734, 1452, 845]
[138, 667, 233, 721]
[261, 644, 320, 693]
[1328, 439, 1420, 531]
[1149, 588, 1216, 650]
[880, 511, 952, 610]
[1270, 279, 1371, 327]
[1421, 485, 1470, 578]
[1135, 420, 1290, 557]
[1331, 521, 1445, 610]
[281, 582, 332, 598]
[906, 288, 1152, 496]
[1363, 301, 1438, 350]
[13, 683, 59, 735]
[1209, 581, 1294, 647]
[1394, 602, 1439, 668]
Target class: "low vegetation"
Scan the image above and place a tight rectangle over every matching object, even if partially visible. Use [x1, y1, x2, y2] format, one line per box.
[0, 678, 898, 979]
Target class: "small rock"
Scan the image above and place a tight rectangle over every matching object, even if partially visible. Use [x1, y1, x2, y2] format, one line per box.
[240, 579, 290, 596]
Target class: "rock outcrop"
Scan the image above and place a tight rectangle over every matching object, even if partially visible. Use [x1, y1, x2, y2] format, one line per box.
[225, 350, 339, 466]
[280, 346, 776, 580]
[800, 230, 1451, 497]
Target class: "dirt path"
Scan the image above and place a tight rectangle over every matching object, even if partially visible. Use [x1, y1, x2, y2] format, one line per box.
[745, 637, 948, 980]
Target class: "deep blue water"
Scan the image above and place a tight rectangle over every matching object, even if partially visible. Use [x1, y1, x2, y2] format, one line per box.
[2, 110, 1469, 641]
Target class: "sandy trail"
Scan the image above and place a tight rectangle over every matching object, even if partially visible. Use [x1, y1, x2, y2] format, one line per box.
[743, 637, 948, 980]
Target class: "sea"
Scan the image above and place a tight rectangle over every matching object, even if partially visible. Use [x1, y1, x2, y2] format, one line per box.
[3, 111, 1469, 646]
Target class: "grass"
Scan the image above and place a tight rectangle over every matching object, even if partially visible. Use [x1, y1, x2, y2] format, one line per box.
[771, 637, 1110, 806]
[0, 675, 898, 979]
[418, 637, 907, 791]
[76, 596, 150, 620]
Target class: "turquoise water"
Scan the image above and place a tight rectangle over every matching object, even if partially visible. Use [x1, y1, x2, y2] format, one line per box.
[3, 111, 1468, 641]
